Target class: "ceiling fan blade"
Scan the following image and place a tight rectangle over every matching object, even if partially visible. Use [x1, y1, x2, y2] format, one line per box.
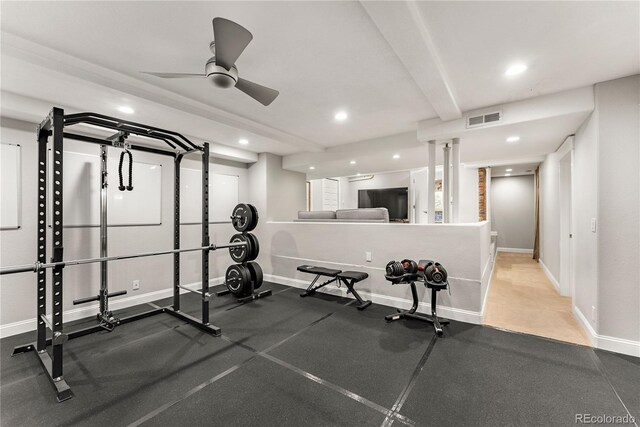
[142, 72, 205, 78]
[235, 78, 279, 106]
[213, 17, 253, 70]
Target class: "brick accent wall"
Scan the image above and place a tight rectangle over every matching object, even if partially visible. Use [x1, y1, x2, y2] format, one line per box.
[478, 168, 486, 221]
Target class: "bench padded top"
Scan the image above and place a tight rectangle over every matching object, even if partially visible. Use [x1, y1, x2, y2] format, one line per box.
[297, 265, 342, 277]
[338, 271, 369, 282]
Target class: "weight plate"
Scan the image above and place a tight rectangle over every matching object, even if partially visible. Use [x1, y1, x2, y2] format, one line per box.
[245, 233, 259, 261]
[247, 204, 259, 231]
[225, 264, 251, 296]
[231, 203, 255, 233]
[246, 262, 263, 290]
[229, 234, 250, 263]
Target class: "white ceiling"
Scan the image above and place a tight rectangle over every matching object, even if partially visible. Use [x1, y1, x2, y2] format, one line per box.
[416, 1, 640, 112]
[1, 1, 638, 165]
[0, 1, 435, 150]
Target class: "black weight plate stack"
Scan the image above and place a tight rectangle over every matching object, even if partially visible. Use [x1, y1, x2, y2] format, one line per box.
[225, 264, 251, 296]
[248, 204, 259, 230]
[245, 233, 260, 261]
[246, 262, 263, 290]
[229, 234, 252, 263]
[231, 203, 258, 232]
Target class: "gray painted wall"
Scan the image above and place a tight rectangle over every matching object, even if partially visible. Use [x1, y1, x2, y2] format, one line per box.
[540, 149, 561, 284]
[596, 75, 639, 341]
[264, 153, 307, 221]
[490, 175, 535, 250]
[572, 111, 599, 334]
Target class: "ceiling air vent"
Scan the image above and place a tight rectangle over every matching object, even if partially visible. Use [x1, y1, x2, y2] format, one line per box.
[466, 111, 502, 128]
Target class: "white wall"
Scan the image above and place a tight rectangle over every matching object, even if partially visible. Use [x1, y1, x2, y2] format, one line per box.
[260, 221, 492, 323]
[490, 175, 535, 250]
[0, 117, 250, 330]
[459, 166, 479, 223]
[540, 150, 561, 282]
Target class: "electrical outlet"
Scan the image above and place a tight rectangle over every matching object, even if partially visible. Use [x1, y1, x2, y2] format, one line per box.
[365, 252, 372, 262]
[591, 306, 597, 323]
[132, 280, 140, 291]
[590, 218, 597, 233]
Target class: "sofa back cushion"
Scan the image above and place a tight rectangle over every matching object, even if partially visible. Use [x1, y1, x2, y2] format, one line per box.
[336, 208, 389, 222]
[297, 210, 337, 220]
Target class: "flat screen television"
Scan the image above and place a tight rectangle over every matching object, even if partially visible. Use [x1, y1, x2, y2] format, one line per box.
[358, 187, 408, 221]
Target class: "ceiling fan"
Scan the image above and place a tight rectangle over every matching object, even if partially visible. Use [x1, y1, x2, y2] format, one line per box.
[143, 17, 279, 106]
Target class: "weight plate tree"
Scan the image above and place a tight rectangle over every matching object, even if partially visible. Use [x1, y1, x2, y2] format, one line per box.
[223, 204, 270, 301]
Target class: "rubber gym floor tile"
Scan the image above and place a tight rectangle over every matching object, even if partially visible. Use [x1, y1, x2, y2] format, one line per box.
[594, 349, 640, 420]
[206, 287, 353, 352]
[268, 301, 436, 408]
[150, 281, 293, 318]
[0, 314, 255, 427]
[398, 322, 631, 427]
[139, 356, 387, 427]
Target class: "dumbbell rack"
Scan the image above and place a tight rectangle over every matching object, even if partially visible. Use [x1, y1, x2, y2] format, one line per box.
[384, 259, 451, 336]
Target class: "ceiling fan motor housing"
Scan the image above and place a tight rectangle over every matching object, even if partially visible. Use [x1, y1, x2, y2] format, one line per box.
[205, 57, 238, 88]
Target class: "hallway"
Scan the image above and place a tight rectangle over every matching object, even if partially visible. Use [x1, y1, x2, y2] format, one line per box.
[484, 252, 590, 346]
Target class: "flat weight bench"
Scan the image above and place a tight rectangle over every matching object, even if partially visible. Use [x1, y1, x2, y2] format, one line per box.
[297, 265, 372, 310]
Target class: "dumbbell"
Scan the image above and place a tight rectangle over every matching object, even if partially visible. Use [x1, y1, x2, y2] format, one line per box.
[385, 259, 418, 276]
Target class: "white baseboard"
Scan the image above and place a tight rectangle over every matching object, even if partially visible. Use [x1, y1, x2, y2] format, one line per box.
[597, 334, 640, 357]
[539, 259, 561, 294]
[572, 305, 597, 346]
[572, 305, 640, 358]
[497, 247, 534, 254]
[0, 277, 225, 339]
[265, 274, 483, 325]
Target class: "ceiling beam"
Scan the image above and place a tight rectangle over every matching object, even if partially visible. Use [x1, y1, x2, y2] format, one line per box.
[360, 0, 461, 121]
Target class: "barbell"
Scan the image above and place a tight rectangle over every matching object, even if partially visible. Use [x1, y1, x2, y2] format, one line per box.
[0, 240, 252, 276]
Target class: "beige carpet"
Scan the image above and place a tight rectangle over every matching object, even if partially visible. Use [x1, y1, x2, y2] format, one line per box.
[484, 252, 591, 346]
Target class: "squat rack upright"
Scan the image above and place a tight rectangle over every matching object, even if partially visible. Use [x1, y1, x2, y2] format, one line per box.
[10, 107, 222, 402]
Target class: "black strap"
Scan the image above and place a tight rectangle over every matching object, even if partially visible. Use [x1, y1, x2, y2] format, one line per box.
[118, 150, 134, 191]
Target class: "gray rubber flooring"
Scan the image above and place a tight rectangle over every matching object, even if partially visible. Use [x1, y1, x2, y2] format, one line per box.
[1, 281, 637, 426]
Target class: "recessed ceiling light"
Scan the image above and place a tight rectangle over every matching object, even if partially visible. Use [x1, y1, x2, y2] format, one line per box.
[117, 106, 134, 114]
[309, 166, 315, 170]
[350, 160, 356, 165]
[506, 168, 513, 172]
[506, 136, 520, 143]
[505, 174, 511, 177]
[238, 139, 249, 145]
[334, 111, 348, 121]
[505, 63, 527, 76]
[393, 154, 400, 159]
